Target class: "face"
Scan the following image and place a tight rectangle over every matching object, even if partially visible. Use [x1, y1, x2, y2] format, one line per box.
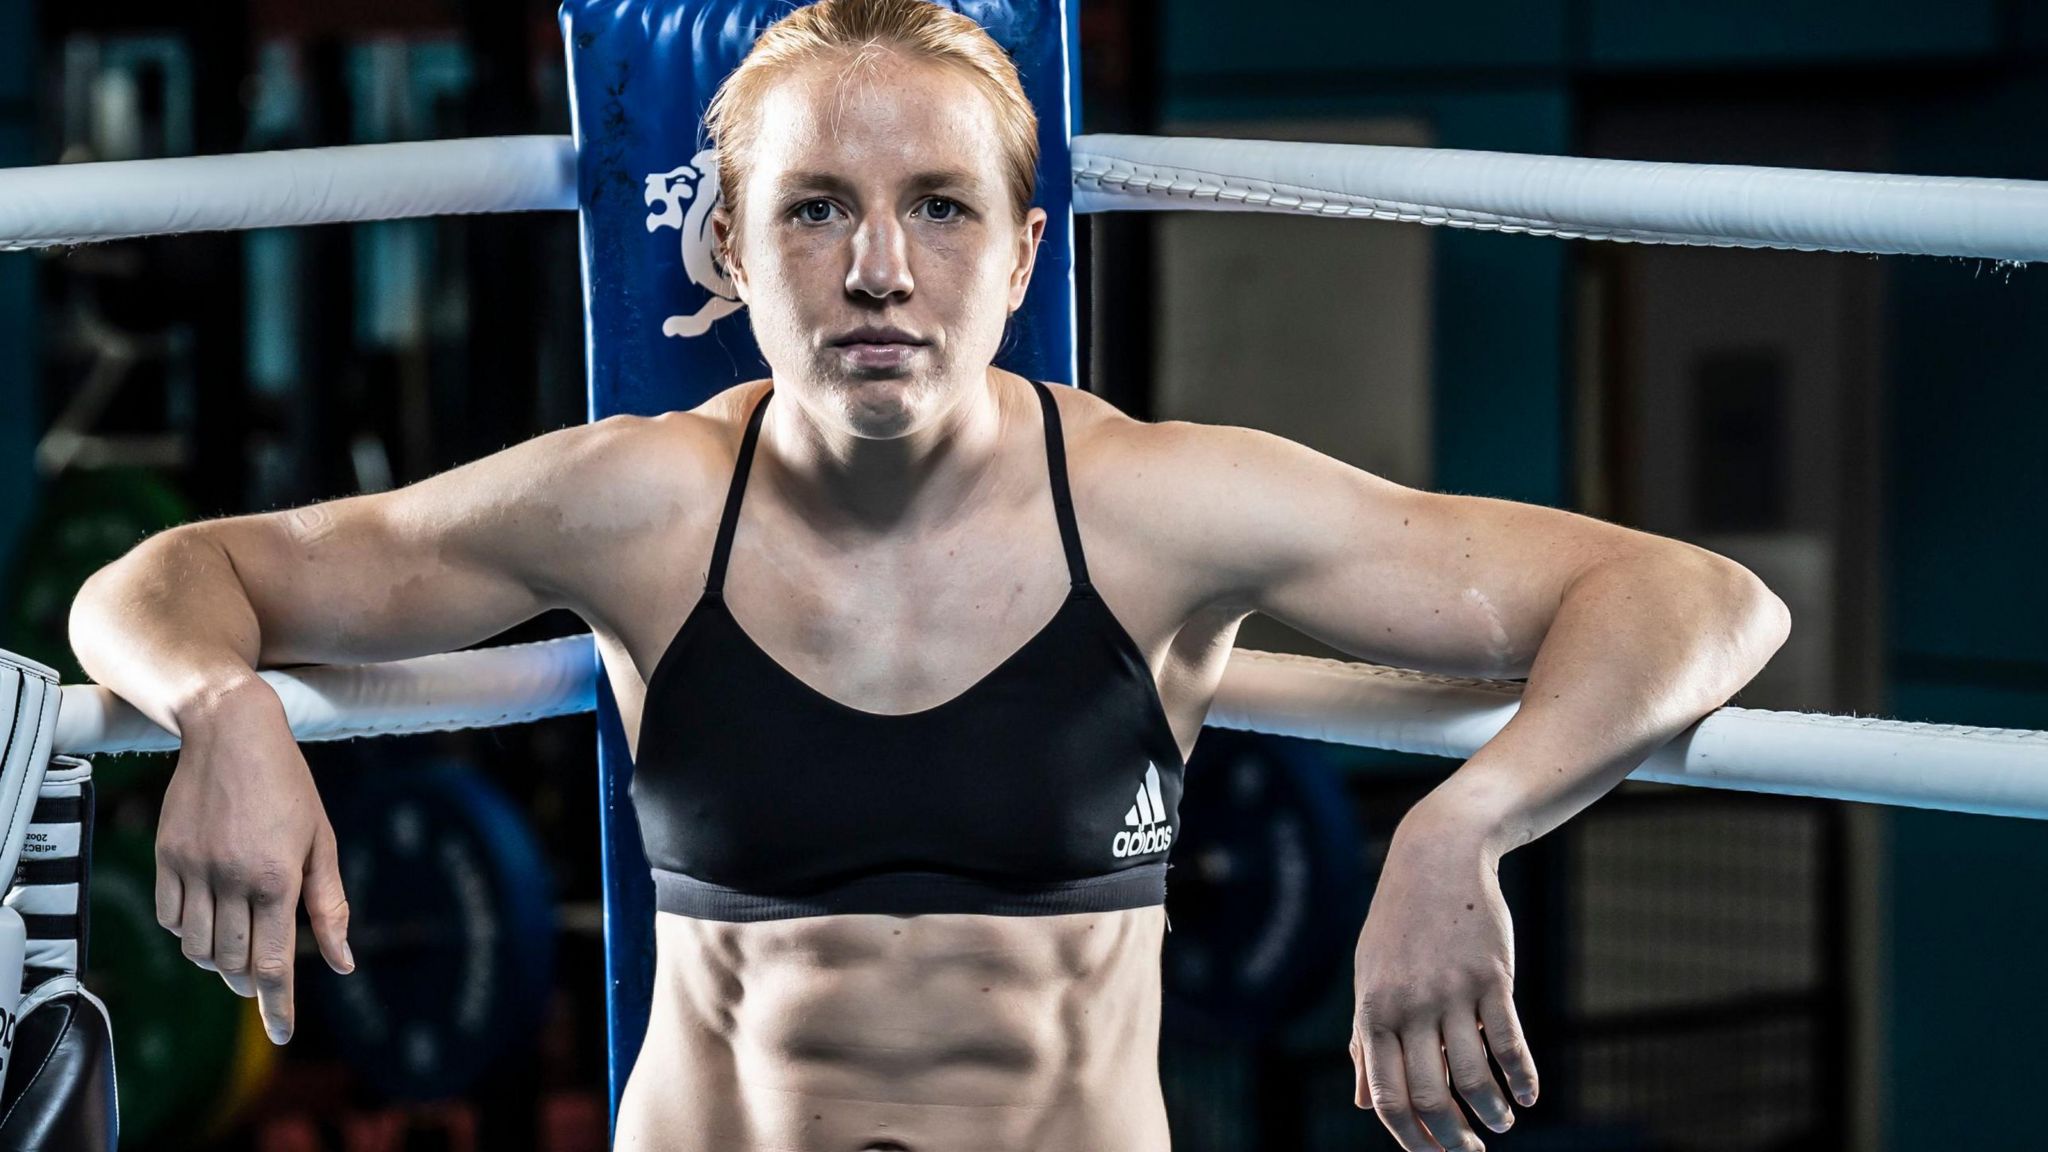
[715, 53, 1046, 440]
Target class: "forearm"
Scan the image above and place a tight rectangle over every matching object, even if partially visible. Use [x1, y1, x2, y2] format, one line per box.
[1406, 546, 1791, 858]
[67, 525, 279, 737]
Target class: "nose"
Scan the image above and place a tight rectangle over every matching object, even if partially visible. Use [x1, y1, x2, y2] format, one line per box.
[846, 213, 914, 300]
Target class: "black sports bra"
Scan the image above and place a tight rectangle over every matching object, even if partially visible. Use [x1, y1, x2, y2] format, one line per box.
[630, 381, 1186, 921]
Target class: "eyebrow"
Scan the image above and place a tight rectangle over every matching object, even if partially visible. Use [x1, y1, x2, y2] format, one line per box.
[772, 170, 983, 198]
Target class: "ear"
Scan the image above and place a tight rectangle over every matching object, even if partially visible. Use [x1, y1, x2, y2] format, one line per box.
[712, 207, 749, 301]
[1006, 205, 1047, 312]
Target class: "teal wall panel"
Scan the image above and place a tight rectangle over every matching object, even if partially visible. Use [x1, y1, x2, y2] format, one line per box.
[1886, 75, 2048, 666]
[2023, 5, 2048, 55]
[1430, 92, 1571, 506]
[1885, 796, 2048, 1148]
[1883, 70, 2048, 1152]
[1887, 254, 2048, 666]
[1883, 679, 2048, 1152]
[1164, 0, 1567, 81]
[1586, 0, 1999, 67]
[0, 0, 27, 106]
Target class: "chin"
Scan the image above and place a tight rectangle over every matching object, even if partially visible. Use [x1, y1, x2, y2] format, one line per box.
[828, 372, 935, 438]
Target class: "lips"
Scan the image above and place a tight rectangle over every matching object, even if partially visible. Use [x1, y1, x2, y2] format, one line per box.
[829, 326, 927, 347]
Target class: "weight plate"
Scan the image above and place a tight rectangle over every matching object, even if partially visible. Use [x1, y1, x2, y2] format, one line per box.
[1163, 731, 1367, 1038]
[308, 758, 555, 1102]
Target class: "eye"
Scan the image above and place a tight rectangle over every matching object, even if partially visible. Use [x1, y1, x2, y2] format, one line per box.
[792, 199, 838, 224]
[918, 197, 964, 222]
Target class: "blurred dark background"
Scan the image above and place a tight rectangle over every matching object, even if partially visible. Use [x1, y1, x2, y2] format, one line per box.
[2, 0, 2045, 1148]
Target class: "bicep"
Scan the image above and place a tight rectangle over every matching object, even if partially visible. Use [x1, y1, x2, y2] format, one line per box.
[200, 417, 657, 667]
[200, 500, 546, 669]
[1158, 422, 1641, 679]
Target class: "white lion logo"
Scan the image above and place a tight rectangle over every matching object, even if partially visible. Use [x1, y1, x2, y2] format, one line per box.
[644, 149, 744, 338]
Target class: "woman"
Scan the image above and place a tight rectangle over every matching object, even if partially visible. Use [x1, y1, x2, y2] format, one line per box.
[67, 1, 1789, 1149]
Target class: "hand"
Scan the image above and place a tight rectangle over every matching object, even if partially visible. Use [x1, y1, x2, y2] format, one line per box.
[155, 681, 354, 1044]
[1348, 817, 1538, 1152]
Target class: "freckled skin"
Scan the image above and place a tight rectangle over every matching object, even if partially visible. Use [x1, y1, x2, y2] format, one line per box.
[720, 55, 1034, 459]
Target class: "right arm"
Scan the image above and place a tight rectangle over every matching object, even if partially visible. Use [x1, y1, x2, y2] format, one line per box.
[66, 411, 697, 1045]
[70, 413, 668, 735]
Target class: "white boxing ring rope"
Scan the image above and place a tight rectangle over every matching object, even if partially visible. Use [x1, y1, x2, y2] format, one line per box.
[1071, 134, 2048, 260]
[46, 636, 2048, 822]
[48, 638, 599, 755]
[4, 132, 2048, 261]
[0, 136, 577, 251]
[10, 131, 2048, 819]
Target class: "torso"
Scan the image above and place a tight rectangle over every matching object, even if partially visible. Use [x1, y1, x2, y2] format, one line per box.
[576, 375, 1244, 1152]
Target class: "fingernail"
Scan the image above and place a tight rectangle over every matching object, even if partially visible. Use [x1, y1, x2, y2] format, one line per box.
[267, 1026, 289, 1045]
[1517, 1091, 1535, 1106]
[342, 940, 356, 971]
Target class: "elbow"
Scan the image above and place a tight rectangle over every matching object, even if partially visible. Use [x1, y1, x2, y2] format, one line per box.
[1717, 559, 1792, 669]
[67, 523, 205, 642]
[65, 548, 122, 675]
[1762, 587, 1793, 651]
[66, 531, 148, 635]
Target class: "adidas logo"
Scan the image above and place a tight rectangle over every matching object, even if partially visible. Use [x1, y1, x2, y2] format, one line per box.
[1111, 762, 1174, 859]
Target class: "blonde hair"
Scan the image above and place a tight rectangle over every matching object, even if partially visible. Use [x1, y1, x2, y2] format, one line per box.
[703, 0, 1040, 262]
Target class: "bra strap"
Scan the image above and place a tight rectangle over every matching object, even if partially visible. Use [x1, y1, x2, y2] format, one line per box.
[705, 387, 773, 597]
[1030, 380, 1092, 588]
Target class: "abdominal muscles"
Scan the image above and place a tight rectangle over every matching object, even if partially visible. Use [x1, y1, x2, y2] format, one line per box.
[617, 907, 1170, 1152]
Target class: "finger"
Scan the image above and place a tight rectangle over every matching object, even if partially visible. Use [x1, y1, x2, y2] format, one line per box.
[1443, 1007, 1515, 1134]
[250, 871, 299, 1044]
[177, 881, 218, 973]
[153, 859, 184, 935]
[1361, 1025, 1444, 1152]
[211, 890, 256, 1000]
[1479, 982, 1539, 1107]
[301, 821, 354, 976]
[1404, 1023, 1482, 1152]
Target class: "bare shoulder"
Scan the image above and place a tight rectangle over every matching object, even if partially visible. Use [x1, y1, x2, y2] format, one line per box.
[558, 382, 763, 514]
[1047, 385, 1251, 611]
[480, 385, 759, 618]
[523, 411, 714, 534]
[1054, 384, 1349, 538]
[1051, 382, 1312, 481]
[1052, 385, 1405, 617]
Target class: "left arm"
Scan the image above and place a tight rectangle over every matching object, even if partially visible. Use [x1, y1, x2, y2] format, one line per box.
[1113, 417, 1789, 1152]
[1122, 417, 1790, 848]
[1396, 544, 1792, 857]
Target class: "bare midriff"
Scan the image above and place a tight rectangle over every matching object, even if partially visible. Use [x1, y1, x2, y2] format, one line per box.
[613, 904, 1172, 1152]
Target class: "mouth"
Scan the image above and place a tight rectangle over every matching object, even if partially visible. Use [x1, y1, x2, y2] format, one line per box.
[829, 326, 928, 371]
[830, 326, 927, 348]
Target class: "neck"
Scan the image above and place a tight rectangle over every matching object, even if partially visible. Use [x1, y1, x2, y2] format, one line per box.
[761, 368, 1017, 535]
